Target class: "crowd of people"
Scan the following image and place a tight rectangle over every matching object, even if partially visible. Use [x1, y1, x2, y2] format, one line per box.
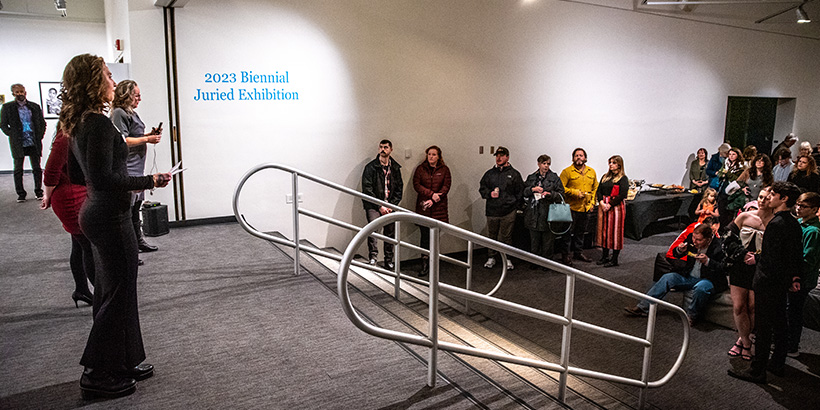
[360, 137, 818, 386]
[4, 58, 818, 399]
[362, 144, 628, 273]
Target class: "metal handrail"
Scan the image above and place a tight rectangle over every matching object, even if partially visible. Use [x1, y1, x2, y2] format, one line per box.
[232, 162, 508, 297]
[234, 163, 690, 409]
[338, 212, 690, 408]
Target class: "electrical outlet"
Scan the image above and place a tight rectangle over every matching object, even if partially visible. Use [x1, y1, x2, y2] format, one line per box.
[285, 193, 303, 204]
[479, 146, 484, 154]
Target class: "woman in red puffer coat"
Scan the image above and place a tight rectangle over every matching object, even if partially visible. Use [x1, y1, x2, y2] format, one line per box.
[413, 145, 452, 276]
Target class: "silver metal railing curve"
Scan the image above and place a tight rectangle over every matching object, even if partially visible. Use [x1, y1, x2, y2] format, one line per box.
[233, 163, 690, 408]
[232, 162, 508, 297]
[337, 212, 691, 407]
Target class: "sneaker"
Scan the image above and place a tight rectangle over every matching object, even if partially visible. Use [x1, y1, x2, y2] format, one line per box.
[369, 258, 377, 265]
[483, 257, 496, 268]
[35, 194, 44, 200]
[506, 259, 514, 270]
[384, 260, 395, 270]
[16, 196, 25, 203]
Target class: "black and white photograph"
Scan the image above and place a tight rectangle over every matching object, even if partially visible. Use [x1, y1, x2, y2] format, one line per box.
[39, 81, 62, 118]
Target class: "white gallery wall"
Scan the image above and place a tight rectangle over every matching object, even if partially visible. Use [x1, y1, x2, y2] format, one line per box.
[5, 0, 820, 258]
[0, 18, 107, 172]
[125, 0, 820, 255]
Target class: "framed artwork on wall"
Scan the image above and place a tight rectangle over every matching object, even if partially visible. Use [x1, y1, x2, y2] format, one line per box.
[39, 82, 62, 119]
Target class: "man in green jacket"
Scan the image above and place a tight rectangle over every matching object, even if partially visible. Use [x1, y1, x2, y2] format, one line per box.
[788, 192, 820, 357]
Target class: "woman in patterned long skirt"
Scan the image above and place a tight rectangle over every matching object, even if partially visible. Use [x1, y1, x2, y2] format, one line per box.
[596, 155, 629, 267]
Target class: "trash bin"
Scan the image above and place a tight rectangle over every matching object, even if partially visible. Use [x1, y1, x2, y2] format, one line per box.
[141, 203, 169, 237]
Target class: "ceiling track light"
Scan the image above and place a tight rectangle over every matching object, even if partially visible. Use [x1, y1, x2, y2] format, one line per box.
[797, 5, 811, 22]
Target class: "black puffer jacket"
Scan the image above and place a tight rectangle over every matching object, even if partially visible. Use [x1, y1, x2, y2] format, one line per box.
[479, 164, 524, 217]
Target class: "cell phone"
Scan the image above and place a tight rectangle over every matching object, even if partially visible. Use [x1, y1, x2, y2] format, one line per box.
[152, 122, 163, 135]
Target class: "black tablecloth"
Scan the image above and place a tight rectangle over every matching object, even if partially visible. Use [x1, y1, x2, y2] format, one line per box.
[625, 190, 695, 240]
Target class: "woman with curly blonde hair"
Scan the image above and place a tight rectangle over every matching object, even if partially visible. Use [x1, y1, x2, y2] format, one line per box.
[111, 80, 163, 255]
[60, 54, 171, 400]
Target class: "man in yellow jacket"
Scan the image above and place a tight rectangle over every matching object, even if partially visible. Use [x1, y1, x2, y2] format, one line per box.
[558, 148, 598, 266]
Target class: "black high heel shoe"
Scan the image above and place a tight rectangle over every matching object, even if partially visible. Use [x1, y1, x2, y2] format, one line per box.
[72, 291, 93, 308]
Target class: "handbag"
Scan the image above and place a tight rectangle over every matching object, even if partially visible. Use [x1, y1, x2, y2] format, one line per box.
[548, 193, 573, 235]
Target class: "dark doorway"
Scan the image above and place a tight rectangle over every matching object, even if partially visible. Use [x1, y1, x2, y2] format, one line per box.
[724, 97, 778, 155]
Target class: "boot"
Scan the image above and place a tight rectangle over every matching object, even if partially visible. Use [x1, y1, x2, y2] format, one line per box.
[134, 215, 158, 252]
[604, 250, 620, 267]
[138, 237, 158, 253]
[596, 249, 611, 265]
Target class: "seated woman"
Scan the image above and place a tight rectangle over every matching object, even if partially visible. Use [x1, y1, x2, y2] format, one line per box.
[716, 147, 745, 228]
[734, 153, 773, 210]
[788, 155, 820, 194]
[724, 186, 774, 361]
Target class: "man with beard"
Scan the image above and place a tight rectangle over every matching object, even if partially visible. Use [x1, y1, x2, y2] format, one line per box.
[557, 148, 598, 266]
[1, 84, 47, 202]
[361, 139, 403, 269]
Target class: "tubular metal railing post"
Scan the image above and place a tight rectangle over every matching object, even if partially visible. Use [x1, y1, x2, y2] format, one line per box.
[639, 302, 659, 409]
[394, 221, 401, 299]
[558, 273, 576, 402]
[427, 226, 440, 387]
[465, 241, 473, 312]
[292, 172, 300, 275]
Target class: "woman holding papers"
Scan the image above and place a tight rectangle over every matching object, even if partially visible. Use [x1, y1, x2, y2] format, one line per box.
[111, 80, 162, 254]
[60, 54, 171, 399]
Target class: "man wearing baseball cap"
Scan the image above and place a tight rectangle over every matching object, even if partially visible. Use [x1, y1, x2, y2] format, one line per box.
[478, 146, 524, 270]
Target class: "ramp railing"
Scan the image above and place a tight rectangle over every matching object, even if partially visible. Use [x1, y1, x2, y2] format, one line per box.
[233, 163, 690, 409]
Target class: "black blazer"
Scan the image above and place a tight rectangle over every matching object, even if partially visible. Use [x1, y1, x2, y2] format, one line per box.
[1, 100, 47, 158]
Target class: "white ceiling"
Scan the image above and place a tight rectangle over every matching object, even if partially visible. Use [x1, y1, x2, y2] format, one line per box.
[2, 0, 818, 40]
[565, 0, 820, 40]
[0, 0, 105, 22]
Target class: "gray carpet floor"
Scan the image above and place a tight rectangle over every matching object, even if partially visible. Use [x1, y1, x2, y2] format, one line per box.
[1, 173, 818, 409]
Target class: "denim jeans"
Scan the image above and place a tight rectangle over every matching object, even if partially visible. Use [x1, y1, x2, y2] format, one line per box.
[637, 272, 714, 319]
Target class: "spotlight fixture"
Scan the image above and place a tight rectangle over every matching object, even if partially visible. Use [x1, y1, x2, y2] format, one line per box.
[797, 5, 811, 23]
[54, 0, 66, 17]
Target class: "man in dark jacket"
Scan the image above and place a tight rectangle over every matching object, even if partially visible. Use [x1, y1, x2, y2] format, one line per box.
[729, 181, 803, 384]
[361, 139, 403, 268]
[625, 223, 727, 325]
[479, 146, 524, 270]
[1, 84, 47, 202]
